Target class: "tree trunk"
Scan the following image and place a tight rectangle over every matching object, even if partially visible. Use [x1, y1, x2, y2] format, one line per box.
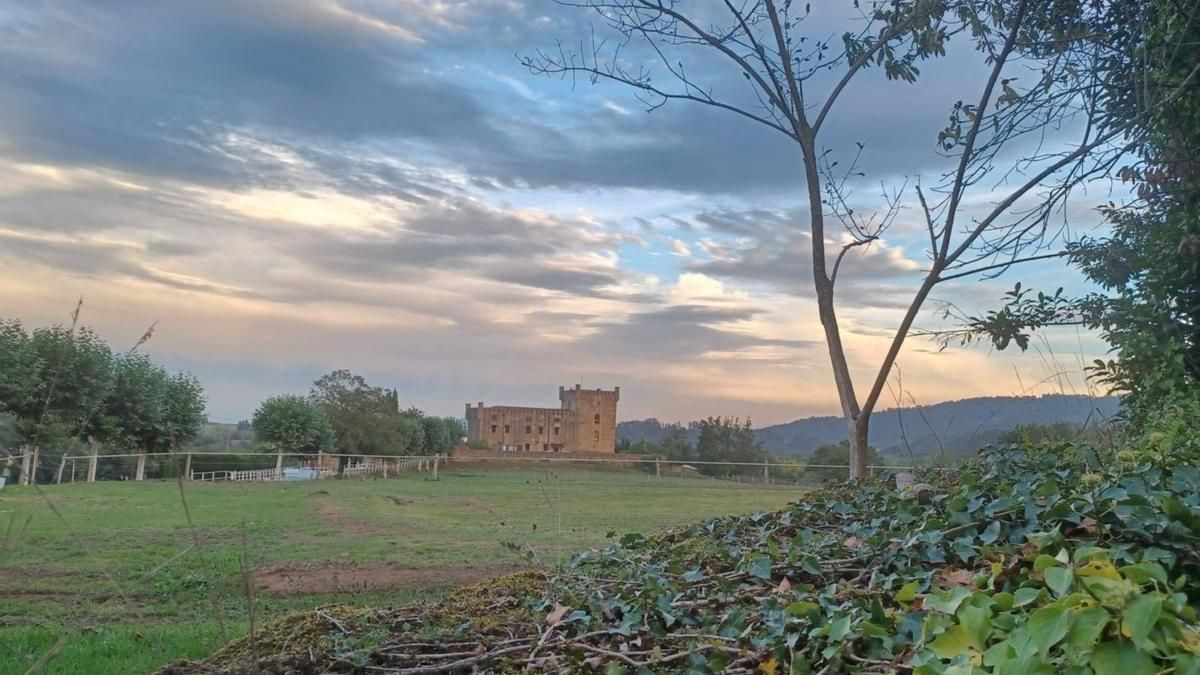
[56, 453, 68, 485]
[275, 448, 284, 479]
[799, 127, 866, 479]
[850, 419, 871, 479]
[184, 451, 193, 480]
[20, 447, 31, 486]
[315, 449, 324, 480]
[30, 447, 40, 486]
[136, 451, 146, 481]
[88, 443, 98, 483]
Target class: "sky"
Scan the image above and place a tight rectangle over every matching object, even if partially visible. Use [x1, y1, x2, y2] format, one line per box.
[0, 0, 1115, 424]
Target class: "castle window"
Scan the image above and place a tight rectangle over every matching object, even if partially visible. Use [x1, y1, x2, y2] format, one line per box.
[553, 427, 560, 436]
[526, 416, 532, 422]
[491, 414, 497, 421]
[538, 426, 544, 434]
[504, 424, 510, 433]
[490, 424, 497, 433]
[594, 414, 601, 424]
[593, 430, 600, 442]
[525, 425, 532, 433]
[524, 443, 530, 451]
[542, 444, 548, 452]
[554, 417, 560, 424]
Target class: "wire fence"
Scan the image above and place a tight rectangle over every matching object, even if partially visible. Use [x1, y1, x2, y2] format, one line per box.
[0, 448, 959, 489]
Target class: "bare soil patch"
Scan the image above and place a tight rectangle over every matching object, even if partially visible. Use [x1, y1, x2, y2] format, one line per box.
[253, 562, 517, 595]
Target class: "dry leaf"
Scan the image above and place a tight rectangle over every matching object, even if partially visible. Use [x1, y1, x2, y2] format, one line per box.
[776, 577, 792, 594]
[545, 604, 570, 626]
[843, 536, 862, 549]
[760, 657, 779, 675]
[937, 567, 975, 588]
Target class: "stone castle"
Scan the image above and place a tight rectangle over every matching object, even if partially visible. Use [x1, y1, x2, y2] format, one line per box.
[464, 385, 620, 453]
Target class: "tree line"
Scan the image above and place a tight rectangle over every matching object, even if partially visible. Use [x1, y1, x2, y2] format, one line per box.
[0, 317, 206, 483]
[251, 369, 464, 474]
[617, 416, 887, 484]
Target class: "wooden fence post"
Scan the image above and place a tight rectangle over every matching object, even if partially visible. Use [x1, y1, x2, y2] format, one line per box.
[88, 444, 98, 483]
[275, 448, 284, 479]
[655, 457, 661, 477]
[135, 452, 146, 481]
[30, 447, 40, 486]
[762, 461, 770, 485]
[20, 448, 31, 486]
[184, 451, 193, 480]
[71, 458, 77, 483]
[316, 449, 324, 480]
[56, 454, 68, 485]
[432, 454, 439, 481]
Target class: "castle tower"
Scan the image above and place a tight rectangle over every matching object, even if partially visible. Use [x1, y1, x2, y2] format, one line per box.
[559, 384, 620, 453]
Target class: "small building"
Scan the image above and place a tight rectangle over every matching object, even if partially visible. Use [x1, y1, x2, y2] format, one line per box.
[465, 385, 620, 453]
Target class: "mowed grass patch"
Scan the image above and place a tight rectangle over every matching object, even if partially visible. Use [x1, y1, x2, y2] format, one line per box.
[0, 465, 794, 673]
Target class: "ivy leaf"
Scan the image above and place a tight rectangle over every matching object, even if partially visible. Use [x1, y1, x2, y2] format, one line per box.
[1034, 554, 1062, 573]
[980, 520, 1002, 545]
[747, 555, 772, 580]
[1028, 605, 1070, 657]
[926, 587, 973, 615]
[958, 603, 992, 646]
[1045, 567, 1074, 597]
[1121, 595, 1162, 650]
[1090, 640, 1157, 675]
[895, 580, 920, 603]
[1119, 563, 1168, 587]
[1014, 587, 1042, 608]
[1067, 607, 1110, 650]
[1077, 558, 1121, 581]
[682, 568, 706, 582]
[929, 625, 983, 665]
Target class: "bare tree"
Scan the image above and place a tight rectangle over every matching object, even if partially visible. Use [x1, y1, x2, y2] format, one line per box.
[524, 0, 1199, 476]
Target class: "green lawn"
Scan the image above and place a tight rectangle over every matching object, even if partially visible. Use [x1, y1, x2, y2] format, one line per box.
[0, 466, 795, 674]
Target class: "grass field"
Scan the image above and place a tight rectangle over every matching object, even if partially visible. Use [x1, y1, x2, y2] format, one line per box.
[0, 465, 795, 674]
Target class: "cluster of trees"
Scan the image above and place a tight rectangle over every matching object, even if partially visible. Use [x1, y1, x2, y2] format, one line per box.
[0, 318, 206, 482]
[618, 416, 767, 479]
[618, 417, 887, 484]
[251, 369, 464, 472]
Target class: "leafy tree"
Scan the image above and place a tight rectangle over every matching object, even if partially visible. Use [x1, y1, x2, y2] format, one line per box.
[947, 0, 1200, 429]
[695, 416, 764, 477]
[527, 0, 1190, 476]
[420, 416, 460, 456]
[308, 370, 401, 462]
[397, 416, 425, 454]
[806, 440, 884, 483]
[252, 395, 335, 471]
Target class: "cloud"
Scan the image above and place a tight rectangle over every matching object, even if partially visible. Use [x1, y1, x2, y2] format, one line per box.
[683, 207, 924, 304]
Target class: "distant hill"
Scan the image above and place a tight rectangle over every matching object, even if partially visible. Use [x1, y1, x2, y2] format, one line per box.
[617, 394, 1119, 459]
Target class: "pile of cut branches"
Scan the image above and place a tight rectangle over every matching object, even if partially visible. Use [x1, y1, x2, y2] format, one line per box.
[164, 444, 1200, 674]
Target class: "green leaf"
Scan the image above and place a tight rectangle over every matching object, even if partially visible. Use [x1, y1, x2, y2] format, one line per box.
[993, 591, 1015, 611]
[926, 587, 973, 615]
[786, 601, 819, 617]
[1046, 567, 1074, 597]
[1034, 554, 1062, 573]
[747, 555, 772, 580]
[1028, 605, 1070, 657]
[980, 520, 1002, 545]
[1090, 640, 1157, 675]
[958, 603, 992, 646]
[1067, 607, 1110, 650]
[895, 580, 920, 603]
[929, 625, 983, 664]
[827, 613, 851, 642]
[1014, 587, 1042, 608]
[1120, 563, 1168, 587]
[1121, 595, 1162, 649]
